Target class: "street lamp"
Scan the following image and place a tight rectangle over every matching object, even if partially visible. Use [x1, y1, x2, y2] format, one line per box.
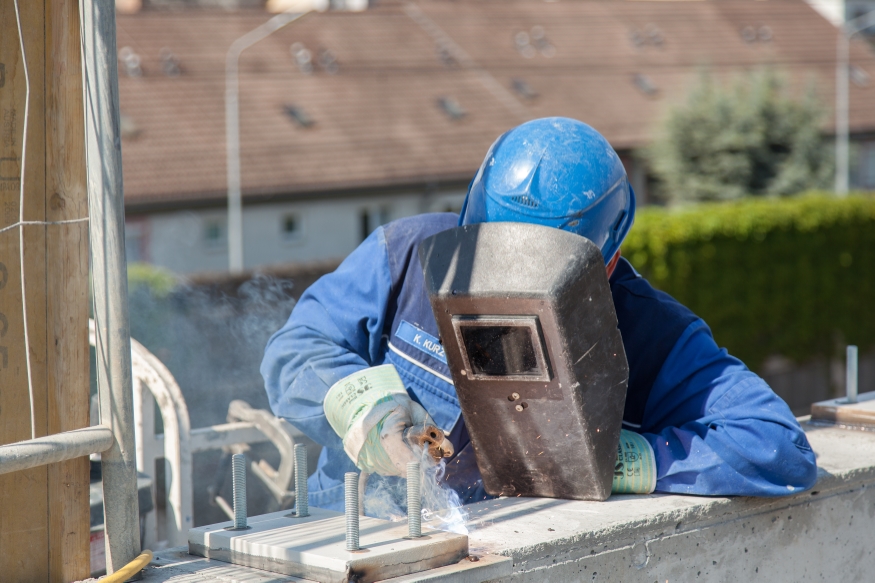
[835, 9, 875, 196]
[226, 10, 309, 274]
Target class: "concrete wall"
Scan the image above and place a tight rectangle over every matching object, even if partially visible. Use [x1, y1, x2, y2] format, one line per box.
[463, 422, 875, 583]
[126, 188, 467, 275]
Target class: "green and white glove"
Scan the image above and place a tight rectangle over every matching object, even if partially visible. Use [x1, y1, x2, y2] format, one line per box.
[324, 364, 430, 477]
[612, 429, 657, 494]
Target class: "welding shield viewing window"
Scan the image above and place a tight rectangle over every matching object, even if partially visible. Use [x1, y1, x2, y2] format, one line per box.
[453, 316, 551, 381]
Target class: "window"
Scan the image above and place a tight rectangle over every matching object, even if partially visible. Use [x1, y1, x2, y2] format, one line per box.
[125, 219, 147, 263]
[203, 218, 224, 247]
[281, 213, 303, 242]
[862, 143, 875, 188]
[360, 206, 390, 241]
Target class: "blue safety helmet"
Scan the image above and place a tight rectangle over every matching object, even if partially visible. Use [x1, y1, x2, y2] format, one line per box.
[459, 117, 635, 264]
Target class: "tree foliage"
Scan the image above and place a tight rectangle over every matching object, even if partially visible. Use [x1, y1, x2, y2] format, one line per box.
[646, 69, 834, 203]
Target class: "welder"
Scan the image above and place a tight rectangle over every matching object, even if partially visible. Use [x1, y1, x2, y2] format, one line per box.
[261, 117, 818, 510]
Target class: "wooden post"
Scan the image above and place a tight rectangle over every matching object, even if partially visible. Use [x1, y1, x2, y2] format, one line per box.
[0, 0, 91, 581]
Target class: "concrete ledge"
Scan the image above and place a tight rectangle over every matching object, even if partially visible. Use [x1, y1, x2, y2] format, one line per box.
[463, 421, 875, 582]
[135, 421, 875, 582]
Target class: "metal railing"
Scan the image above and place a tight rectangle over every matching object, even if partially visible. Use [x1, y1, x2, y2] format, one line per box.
[107, 321, 298, 548]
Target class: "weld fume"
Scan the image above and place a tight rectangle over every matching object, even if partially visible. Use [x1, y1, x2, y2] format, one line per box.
[363, 446, 468, 535]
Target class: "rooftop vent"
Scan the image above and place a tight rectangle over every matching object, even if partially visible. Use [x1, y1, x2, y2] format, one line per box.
[118, 46, 142, 77]
[514, 26, 555, 58]
[318, 49, 339, 74]
[511, 78, 538, 100]
[633, 73, 658, 97]
[436, 45, 457, 67]
[437, 97, 466, 120]
[291, 42, 313, 75]
[515, 32, 536, 58]
[159, 48, 181, 77]
[741, 25, 772, 43]
[644, 24, 664, 47]
[283, 104, 315, 127]
[629, 24, 664, 49]
[850, 65, 871, 87]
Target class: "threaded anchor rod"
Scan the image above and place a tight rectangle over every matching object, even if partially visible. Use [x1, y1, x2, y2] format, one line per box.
[294, 443, 309, 517]
[232, 453, 247, 529]
[345, 472, 360, 551]
[407, 461, 422, 538]
[847, 345, 859, 404]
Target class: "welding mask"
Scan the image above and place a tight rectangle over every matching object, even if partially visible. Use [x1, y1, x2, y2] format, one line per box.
[419, 222, 628, 501]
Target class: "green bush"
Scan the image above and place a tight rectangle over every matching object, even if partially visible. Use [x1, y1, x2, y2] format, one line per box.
[622, 192, 875, 369]
[128, 262, 178, 297]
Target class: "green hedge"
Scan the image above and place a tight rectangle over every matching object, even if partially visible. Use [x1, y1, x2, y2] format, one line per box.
[622, 192, 875, 369]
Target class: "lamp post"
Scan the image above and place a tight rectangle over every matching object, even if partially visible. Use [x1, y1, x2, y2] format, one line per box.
[835, 9, 875, 196]
[226, 10, 309, 274]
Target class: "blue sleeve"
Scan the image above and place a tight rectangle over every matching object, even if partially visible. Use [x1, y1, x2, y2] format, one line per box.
[640, 320, 818, 497]
[260, 227, 393, 449]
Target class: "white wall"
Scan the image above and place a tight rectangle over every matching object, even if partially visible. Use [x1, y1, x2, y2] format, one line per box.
[805, 0, 875, 24]
[128, 189, 467, 275]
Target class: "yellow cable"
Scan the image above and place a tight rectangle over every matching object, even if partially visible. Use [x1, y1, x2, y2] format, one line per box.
[100, 550, 153, 583]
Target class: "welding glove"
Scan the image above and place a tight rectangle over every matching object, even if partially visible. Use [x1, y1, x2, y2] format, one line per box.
[324, 364, 431, 478]
[612, 429, 657, 494]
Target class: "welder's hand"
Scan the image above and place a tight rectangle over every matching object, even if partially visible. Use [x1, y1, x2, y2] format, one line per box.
[612, 429, 657, 494]
[324, 364, 452, 477]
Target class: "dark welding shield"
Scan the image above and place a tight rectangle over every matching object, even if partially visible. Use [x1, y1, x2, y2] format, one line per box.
[419, 222, 628, 501]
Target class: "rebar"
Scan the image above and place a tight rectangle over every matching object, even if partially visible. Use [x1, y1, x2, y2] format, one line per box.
[232, 453, 247, 529]
[407, 461, 422, 538]
[847, 345, 859, 404]
[345, 472, 360, 551]
[294, 443, 309, 517]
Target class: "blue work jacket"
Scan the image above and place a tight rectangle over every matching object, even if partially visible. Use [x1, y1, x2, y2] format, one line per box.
[262, 213, 818, 510]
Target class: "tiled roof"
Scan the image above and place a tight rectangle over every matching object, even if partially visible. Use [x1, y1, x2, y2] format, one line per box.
[116, 1, 875, 207]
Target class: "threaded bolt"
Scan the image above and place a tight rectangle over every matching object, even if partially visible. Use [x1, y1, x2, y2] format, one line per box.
[232, 453, 247, 529]
[847, 345, 859, 404]
[294, 443, 309, 517]
[345, 472, 360, 551]
[407, 461, 422, 538]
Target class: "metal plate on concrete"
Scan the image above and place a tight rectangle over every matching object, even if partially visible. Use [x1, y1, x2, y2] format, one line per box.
[811, 390, 875, 430]
[188, 507, 469, 583]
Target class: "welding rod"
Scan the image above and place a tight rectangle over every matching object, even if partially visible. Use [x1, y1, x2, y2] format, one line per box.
[847, 345, 859, 404]
[407, 461, 422, 538]
[345, 472, 360, 551]
[294, 443, 309, 517]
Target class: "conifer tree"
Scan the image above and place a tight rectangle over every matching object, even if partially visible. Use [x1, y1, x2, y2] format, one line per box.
[647, 69, 833, 203]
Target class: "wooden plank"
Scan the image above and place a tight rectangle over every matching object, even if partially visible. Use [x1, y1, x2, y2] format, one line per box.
[1, 0, 91, 579]
[811, 391, 875, 429]
[0, 0, 50, 581]
[44, 0, 90, 580]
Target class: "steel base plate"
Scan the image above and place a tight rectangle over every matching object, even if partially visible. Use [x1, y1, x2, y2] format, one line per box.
[188, 507, 469, 583]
